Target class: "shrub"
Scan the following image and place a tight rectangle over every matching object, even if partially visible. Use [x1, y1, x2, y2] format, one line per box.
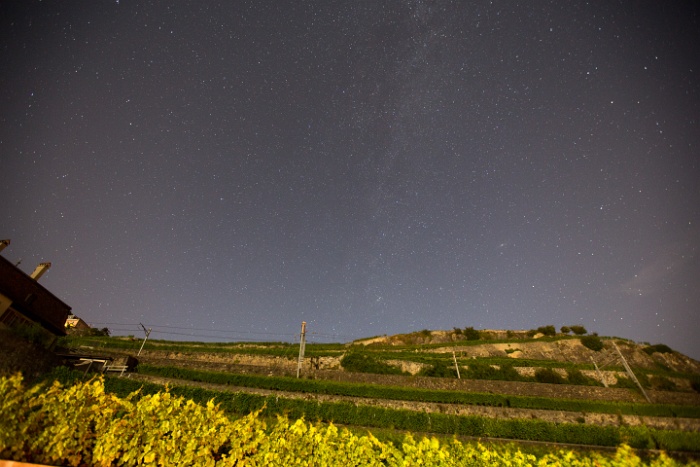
[612, 372, 652, 390]
[463, 327, 481, 341]
[418, 361, 457, 378]
[464, 361, 499, 380]
[613, 376, 637, 389]
[642, 344, 674, 355]
[691, 378, 700, 394]
[536, 325, 556, 337]
[560, 326, 571, 335]
[534, 368, 565, 384]
[497, 363, 523, 381]
[570, 325, 587, 335]
[465, 361, 522, 381]
[340, 353, 404, 375]
[567, 369, 599, 386]
[651, 376, 677, 391]
[581, 334, 604, 351]
[67, 327, 111, 337]
[635, 372, 651, 389]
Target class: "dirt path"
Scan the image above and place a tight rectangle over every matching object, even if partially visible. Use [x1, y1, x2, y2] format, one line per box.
[126, 373, 700, 432]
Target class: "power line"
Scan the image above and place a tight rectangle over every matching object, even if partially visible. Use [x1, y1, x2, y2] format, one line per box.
[148, 329, 297, 342]
[87, 321, 362, 343]
[90, 322, 295, 338]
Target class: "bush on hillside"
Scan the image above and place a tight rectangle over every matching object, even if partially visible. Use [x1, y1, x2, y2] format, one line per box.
[68, 328, 111, 338]
[581, 334, 604, 351]
[463, 326, 481, 341]
[536, 325, 556, 337]
[613, 376, 637, 389]
[535, 368, 565, 384]
[651, 376, 677, 391]
[417, 360, 458, 378]
[570, 325, 587, 335]
[560, 326, 571, 335]
[691, 378, 700, 394]
[567, 369, 600, 386]
[465, 361, 523, 381]
[636, 371, 651, 389]
[642, 344, 673, 355]
[340, 352, 404, 375]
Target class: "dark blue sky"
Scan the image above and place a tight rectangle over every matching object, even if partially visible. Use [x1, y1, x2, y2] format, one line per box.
[2, 1, 699, 358]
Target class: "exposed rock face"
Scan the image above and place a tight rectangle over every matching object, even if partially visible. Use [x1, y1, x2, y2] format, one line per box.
[386, 359, 428, 374]
[377, 331, 700, 375]
[650, 350, 700, 374]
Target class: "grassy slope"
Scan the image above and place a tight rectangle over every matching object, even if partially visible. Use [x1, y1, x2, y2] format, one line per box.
[6, 331, 700, 452]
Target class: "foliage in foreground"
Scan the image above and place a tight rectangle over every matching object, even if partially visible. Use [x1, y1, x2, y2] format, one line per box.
[1, 374, 697, 467]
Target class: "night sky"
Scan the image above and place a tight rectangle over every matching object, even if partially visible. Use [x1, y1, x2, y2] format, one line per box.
[2, 1, 699, 358]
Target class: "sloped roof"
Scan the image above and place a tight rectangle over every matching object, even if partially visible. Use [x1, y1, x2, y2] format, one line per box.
[0, 255, 71, 335]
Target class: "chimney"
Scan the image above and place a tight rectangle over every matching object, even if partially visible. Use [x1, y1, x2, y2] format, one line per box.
[0, 239, 9, 253]
[30, 262, 51, 281]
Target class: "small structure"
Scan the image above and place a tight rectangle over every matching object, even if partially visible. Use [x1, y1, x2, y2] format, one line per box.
[57, 353, 138, 376]
[0, 241, 71, 344]
[65, 314, 91, 332]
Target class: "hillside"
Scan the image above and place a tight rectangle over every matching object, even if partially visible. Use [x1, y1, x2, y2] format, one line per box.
[5, 327, 700, 453]
[354, 328, 700, 374]
[64, 328, 700, 403]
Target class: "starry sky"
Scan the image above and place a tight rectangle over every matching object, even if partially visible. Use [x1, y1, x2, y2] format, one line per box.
[2, 1, 699, 358]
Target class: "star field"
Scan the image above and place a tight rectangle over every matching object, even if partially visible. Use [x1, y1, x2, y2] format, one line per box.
[1, 1, 699, 357]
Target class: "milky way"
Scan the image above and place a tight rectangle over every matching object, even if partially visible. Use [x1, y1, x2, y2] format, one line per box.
[1, 1, 699, 357]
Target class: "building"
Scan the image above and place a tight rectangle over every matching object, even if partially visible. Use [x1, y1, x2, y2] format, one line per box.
[65, 314, 91, 332]
[64, 314, 90, 331]
[0, 240, 72, 338]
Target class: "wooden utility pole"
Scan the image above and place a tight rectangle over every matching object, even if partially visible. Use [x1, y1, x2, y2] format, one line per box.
[137, 323, 152, 356]
[296, 321, 307, 378]
[452, 350, 461, 379]
[613, 341, 651, 403]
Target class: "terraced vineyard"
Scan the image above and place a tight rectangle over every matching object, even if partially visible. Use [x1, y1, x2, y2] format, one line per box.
[3, 373, 696, 466]
[3, 328, 700, 464]
[60, 329, 700, 456]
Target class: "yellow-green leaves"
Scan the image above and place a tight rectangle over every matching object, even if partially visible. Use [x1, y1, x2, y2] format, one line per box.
[0, 374, 694, 467]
